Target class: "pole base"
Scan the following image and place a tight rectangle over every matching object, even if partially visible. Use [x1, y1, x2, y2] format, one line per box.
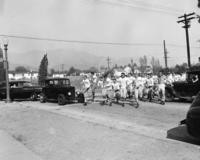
[5, 99, 11, 103]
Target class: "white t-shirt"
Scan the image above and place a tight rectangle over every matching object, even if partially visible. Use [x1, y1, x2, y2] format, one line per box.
[118, 77, 128, 89]
[97, 80, 104, 88]
[146, 78, 154, 87]
[137, 77, 144, 86]
[82, 79, 90, 88]
[105, 78, 113, 90]
[134, 78, 141, 88]
[127, 76, 135, 86]
[112, 82, 120, 90]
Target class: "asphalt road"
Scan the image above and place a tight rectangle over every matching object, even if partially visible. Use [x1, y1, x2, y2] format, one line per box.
[0, 100, 199, 160]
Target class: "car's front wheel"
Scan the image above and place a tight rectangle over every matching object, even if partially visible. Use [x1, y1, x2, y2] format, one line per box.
[58, 94, 66, 105]
[40, 93, 46, 103]
[165, 89, 174, 102]
[77, 93, 85, 103]
[30, 93, 37, 101]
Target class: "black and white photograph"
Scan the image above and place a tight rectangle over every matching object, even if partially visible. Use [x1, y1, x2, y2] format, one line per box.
[0, 0, 200, 160]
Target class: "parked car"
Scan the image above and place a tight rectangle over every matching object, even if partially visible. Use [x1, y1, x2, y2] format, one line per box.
[39, 77, 85, 105]
[165, 68, 200, 101]
[0, 80, 41, 101]
[180, 92, 200, 138]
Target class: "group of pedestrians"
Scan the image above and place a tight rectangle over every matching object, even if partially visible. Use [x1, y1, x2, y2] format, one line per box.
[81, 71, 178, 107]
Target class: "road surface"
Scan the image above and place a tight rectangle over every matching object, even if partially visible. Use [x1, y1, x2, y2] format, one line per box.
[0, 101, 199, 160]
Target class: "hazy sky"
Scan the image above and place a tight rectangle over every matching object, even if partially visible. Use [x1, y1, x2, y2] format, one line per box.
[0, 0, 200, 67]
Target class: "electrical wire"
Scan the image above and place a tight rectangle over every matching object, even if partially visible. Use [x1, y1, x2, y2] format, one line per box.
[0, 34, 199, 48]
[93, 0, 183, 16]
[0, 34, 162, 46]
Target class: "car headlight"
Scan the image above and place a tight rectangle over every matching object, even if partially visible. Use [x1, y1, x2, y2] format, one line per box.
[68, 92, 71, 96]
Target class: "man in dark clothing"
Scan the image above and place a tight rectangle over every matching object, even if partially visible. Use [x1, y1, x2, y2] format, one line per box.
[198, 0, 200, 8]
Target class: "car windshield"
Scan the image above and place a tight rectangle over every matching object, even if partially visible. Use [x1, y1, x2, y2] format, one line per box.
[58, 79, 70, 86]
[46, 79, 70, 86]
[23, 82, 33, 86]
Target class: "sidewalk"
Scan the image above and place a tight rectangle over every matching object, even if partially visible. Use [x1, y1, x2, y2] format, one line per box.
[0, 130, 43, 160]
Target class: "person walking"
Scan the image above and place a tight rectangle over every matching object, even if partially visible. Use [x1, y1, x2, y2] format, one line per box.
[158, 72, 166, 105]
[82, 75, 91, 105]
[133, 74, 140, 108]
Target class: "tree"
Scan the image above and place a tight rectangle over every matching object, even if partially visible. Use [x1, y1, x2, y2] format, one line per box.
[171, 63, 188, 74]
[15, 66, 29, 73]
[139, 55, 148, 73]
[67, 66, 76, 76]
[38, 54, 48, 85]
[85, 66, 98, 73]
[50, 68, 55, 76]
[150, 57, 162, 74]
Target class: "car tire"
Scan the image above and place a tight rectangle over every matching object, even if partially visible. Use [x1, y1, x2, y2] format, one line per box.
[165, 89, 174, 102]
[77, 93, 85, 103]
[40, 93, 46, 103]
[58, 94, 66, 105]
[30, 93, 37, 101]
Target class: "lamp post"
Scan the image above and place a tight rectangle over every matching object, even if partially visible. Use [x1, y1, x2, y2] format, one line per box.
[3, 38, 11, 103]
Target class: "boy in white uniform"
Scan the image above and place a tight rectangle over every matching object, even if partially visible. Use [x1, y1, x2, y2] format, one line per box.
[133, 74, 140, 108]
[112, 78, 121, 103]
[126, 73, 135, 98]
[118, 73, 128, 100]
[82, 75, 91, 93]
[158, 72, 166, 105]
[82, 75, 91, 105]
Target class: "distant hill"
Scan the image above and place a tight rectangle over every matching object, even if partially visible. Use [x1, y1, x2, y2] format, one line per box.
[8, 49, 137, 71]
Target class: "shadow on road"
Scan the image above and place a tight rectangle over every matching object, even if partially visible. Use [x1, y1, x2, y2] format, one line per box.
[167, 125, 200, 145]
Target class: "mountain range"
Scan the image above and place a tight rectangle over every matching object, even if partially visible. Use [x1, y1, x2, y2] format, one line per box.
[8, 49, 137, 71]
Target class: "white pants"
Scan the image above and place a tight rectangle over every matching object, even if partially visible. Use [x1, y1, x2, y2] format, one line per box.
[120, 88, 127, 99]
[158, 84, 165, 102]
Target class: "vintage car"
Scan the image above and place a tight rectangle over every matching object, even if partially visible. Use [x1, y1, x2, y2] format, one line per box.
[180, 92, 200, 138]
[0, 80, 42, 101]
[39, 77, 85, 105]
[165, 68, 200, 101]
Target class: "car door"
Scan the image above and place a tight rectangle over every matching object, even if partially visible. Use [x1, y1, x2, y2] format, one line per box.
[187, 73, 200, 97]
[21, 82, 34, 99]
[45, 80, 56, 99]
[10, 82, 24, 99]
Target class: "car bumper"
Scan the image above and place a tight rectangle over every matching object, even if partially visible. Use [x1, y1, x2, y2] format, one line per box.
[186, 109, 200, 138]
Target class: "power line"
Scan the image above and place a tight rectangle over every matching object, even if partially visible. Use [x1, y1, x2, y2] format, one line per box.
[95, 0, 182, 16]
[0, 34, 162, 46]
[0, 34, 199, 48]
[119, 0, 183, 13]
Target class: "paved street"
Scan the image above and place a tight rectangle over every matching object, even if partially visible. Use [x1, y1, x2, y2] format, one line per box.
[0, 101, 200, 160]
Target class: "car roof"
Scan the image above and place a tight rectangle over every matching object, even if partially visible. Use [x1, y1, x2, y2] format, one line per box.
[9, 80, 30, 83]
[45, 77, 70, 81]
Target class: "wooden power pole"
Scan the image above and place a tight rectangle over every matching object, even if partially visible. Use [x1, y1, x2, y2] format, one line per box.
[107, 57, 111, 70]
[163, 40, 168, 69]
[177, 12, 196, 68]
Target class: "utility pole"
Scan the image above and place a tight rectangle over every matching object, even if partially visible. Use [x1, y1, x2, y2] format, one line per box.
[2, 38, 11, 103]
[107, 57, 111, 70]
[163, 40, 168, 69]
[61, 64, 64, 73]
[177, 12, 196, 68]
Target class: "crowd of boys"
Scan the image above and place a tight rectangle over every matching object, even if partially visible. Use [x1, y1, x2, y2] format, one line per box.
[81, 71, 186, 107]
